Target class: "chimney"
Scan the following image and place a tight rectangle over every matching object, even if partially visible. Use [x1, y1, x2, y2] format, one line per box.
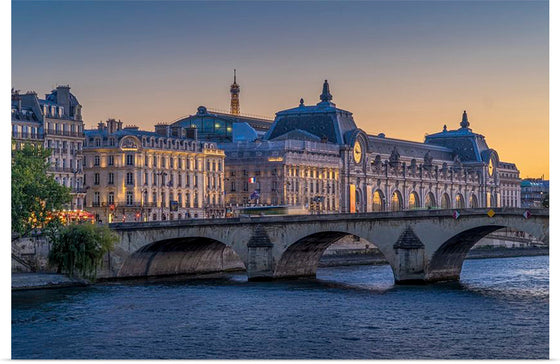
[56, 85, 71, 119]
[12, 89, 21, 111]
[106, 118, 118, 134]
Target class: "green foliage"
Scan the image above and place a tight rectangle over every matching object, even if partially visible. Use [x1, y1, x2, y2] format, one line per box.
[542, 193, 549, 208]
[48, 224, 118, 280]
[12, 144, 71, 237]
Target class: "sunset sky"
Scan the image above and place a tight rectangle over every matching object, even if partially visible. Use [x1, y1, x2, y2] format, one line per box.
[12, 0, 549, 178]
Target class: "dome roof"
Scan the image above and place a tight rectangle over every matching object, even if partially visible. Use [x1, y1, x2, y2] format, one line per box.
[264, 80, 357, 145]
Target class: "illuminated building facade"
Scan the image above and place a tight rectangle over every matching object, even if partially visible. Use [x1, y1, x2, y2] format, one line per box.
[172, 80, 521, 213]
[83, 119, 225, 223]
[11, 86, 86, 210]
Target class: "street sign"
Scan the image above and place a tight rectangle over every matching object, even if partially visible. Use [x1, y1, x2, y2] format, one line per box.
[523, 210, 531, 219]
[487, 209, 495, 217]
[452, 210, 460, 220]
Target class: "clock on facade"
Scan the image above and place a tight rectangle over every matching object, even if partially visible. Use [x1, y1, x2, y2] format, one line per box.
[353, 141, 362, 164]
[488, 158, 494, 177]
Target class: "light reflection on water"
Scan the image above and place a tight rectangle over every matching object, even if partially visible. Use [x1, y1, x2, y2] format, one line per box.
[12, 256, 548, 359]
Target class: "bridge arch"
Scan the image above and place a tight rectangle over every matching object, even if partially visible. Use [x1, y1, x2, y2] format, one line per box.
[273, 230, 394, 279]
[118, 236, 245, 278]
[427, 220, 548, 282]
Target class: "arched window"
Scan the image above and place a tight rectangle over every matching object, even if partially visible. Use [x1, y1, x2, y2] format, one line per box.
[469, 194, 478, 208]
[455, 194, 465, 209]
[441, 193, 451, 209]
[372, 190, 385, 212]
[391, 190, 403, 211]
[425, 192, 436, 208]
[408, 191, 419, 209]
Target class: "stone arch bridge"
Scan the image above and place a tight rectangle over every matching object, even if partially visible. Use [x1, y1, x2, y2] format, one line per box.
[107, 208, 548, 283]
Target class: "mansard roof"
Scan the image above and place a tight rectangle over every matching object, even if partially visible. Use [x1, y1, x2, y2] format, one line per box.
[46, 88, 80, 107]
[367, 134, 455, 161]
[424, 111, 491, 162]
[264, 80, 358, 145]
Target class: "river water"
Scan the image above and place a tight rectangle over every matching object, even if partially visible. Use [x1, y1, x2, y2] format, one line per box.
[12, 255, 548, 359]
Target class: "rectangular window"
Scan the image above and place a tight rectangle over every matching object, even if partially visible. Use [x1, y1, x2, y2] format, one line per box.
[231, 181, 236, 192]
[108, 155, 114, 166]
[108, 192, 114, 205]
[178, 174, 182, 187]
[178, 158, 182, 169]
[94, 173, 100, 185]
[126, 154, 134, 166]
[108, 173, 114, 185]
[94, 192, 100, 206]
[94, 156, 100, 166]
[144, 172, 148, 185]
[126, 192, 133, 206]
[126, 172, 134, 185]
[144, 155, 148, 167]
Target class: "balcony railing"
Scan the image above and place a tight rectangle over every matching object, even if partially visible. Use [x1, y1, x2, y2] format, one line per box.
[12, 132, 44, 140]
[50, 167, 82, 173]
[45, 129, 85, 138]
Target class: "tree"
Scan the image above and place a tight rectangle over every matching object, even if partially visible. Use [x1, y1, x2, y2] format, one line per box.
[12, 144, 71, 237]
[48, 224, 118, 280]
[542, 193, 549, 208]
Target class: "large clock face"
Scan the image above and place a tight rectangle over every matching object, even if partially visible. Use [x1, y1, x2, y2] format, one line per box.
[353, 141, 362, 163]
[488, 159, 494, 177]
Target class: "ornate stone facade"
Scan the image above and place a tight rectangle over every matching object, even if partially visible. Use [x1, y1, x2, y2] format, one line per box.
[11, 86, 86, 210]
[83, 119, 225, 222]
[170, 80, 521, 214]
[221, 140, 341, 212]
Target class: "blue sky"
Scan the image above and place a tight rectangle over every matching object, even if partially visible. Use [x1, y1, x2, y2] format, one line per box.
[11, 0, 549, 176]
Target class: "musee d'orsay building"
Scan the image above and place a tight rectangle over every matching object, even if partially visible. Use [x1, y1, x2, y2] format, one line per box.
[168, 77, 521, 214]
